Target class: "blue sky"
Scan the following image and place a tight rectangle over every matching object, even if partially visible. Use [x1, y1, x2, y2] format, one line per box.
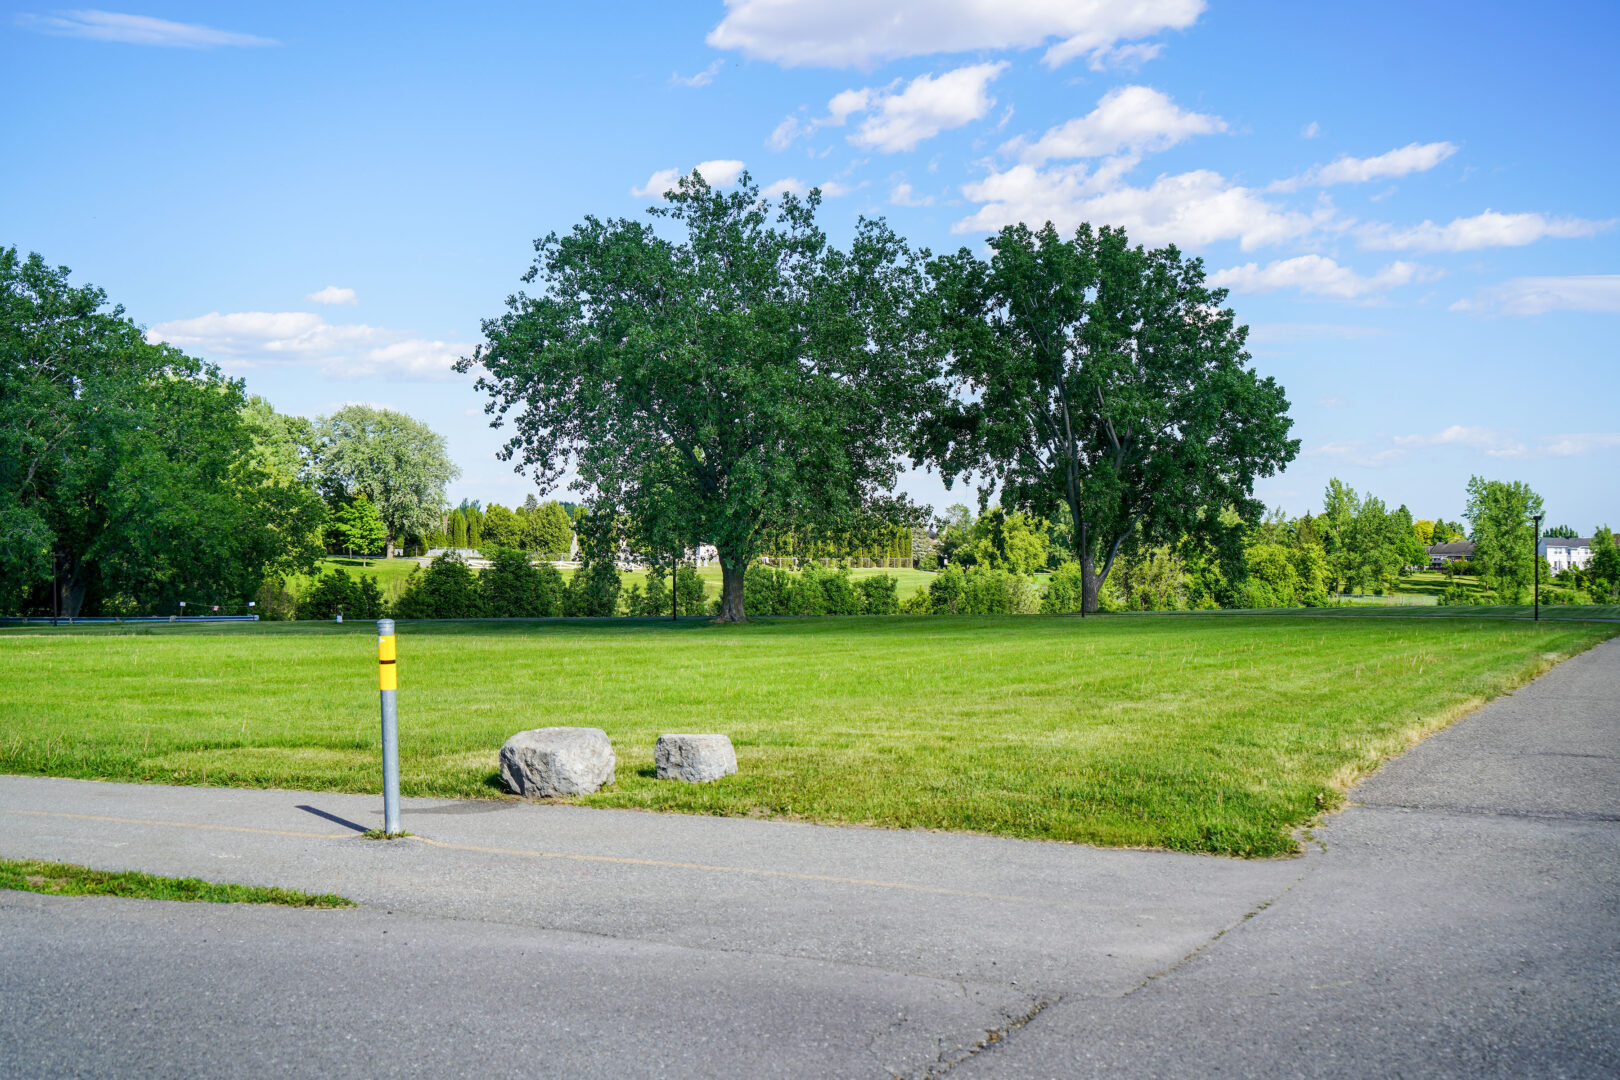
[5, 1, 1617, 530]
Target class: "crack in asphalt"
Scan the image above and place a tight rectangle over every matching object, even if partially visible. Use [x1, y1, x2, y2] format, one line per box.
[917, 841, 1323, 1077]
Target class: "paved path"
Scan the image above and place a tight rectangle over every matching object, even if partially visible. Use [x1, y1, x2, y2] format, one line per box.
[3, 638, 1616, 1077]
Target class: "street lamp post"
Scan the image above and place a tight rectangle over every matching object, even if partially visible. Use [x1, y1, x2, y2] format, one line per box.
[1531, 512, 1544, 622]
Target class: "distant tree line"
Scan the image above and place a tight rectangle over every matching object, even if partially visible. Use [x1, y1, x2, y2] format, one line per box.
[0, 246, 461, 618]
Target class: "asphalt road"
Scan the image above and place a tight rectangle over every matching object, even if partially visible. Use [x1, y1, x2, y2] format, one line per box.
[2, 637, 1616, 1077]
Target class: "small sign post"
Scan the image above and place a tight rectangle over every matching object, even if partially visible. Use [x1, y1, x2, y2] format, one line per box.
[377, 618, 401, 834]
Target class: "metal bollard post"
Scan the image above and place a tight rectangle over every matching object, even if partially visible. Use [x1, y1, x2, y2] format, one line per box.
[377, 618, 401, 834]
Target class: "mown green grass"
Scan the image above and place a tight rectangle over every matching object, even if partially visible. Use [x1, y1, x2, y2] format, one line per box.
[1, 616, 1611, 856]
[0, 858, 353, 906]
[1165, 603, 1620, 621]
[1395, 569, 1492, 600]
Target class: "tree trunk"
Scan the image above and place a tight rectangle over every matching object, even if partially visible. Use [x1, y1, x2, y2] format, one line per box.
[1080, 548, 1101, 614]
[57, 553, 87, 619]
[384, 530, 394, 559]
[1074, 519, 1127, 614]
[716, 552, 747, 623]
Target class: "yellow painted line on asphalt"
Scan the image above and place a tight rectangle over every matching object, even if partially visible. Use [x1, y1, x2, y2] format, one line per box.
[2, 808, 352, 841]
[3, 807, 1045, 904]
[410, 834, 1045, 904]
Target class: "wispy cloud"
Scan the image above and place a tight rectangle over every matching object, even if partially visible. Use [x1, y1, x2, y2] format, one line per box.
[17, 9, 277, 48]
[1306, 425, 1620, 467]
[306, 286, 357, 307]
[1211, 255, 1432, 299]
[889, 181, 934, 207]
[672, 59, 723, 88]
[1451, 274, 1620, 317]
[1360, 210, 1613, 252]
[1271, 141, 1456, 193]
[146, 311, 470, 380]
[707, 0, 1205, 70]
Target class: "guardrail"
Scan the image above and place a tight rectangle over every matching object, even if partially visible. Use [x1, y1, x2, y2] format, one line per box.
[0, 615, 261, 625]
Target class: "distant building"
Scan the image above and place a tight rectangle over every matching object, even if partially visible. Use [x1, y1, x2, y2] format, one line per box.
[1427, 541, 1474, 568]
[1539, 537, 1595, 574]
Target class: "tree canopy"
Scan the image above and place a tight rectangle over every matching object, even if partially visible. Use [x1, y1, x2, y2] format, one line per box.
[315, 404, 459, 557]
[465, 173, 940, 619]
[1, 248, 324, 616]
[922, 223, 1299, 611]
[1465, 476, 1543, 602]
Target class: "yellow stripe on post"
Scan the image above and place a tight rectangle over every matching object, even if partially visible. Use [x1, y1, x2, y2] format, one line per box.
[378, 634, 397, 690]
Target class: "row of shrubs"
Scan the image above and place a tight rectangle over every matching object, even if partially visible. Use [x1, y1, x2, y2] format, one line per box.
[290, 554, 1596, 622]
[289, 552, 1056, 621]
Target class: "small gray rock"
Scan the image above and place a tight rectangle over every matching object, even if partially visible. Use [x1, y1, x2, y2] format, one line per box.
[499, 727, 615, 797]
[655, 733, 738, 783]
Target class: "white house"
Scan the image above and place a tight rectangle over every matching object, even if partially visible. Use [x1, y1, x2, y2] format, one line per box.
[1539, 537, 1595, 574]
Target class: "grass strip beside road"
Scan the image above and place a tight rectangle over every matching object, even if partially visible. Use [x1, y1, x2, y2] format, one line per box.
[1, 616, 1612, 857]
[0, 857, 354, 906]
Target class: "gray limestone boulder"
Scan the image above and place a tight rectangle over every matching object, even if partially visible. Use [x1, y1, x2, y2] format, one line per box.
[655, 733, 738, 783]
[499, 727, 615, 797]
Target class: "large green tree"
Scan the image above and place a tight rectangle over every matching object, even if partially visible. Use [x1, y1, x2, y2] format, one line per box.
[2, 249, 327, 616]
[522, 499, 574, 555]
[331, 496, 388, 560]
[923, 223, 1299, 612]
[315, 404, 459, 557]
[1465, 476, 1543, 601]
[465, 174, 940, 620]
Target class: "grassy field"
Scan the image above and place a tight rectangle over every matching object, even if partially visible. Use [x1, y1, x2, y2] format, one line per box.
[1395, 569, 1492, 600]
[2, 615, 1611, 856]
[1126, 603, 1620, 621]
[0, 858, 353, 906]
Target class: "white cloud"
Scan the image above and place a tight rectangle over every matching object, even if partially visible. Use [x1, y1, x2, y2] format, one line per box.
[1272, 141, 1457, 192]
[818, 179, 861, 197]
[767, 116, 806, 151]
[1210, 255, 1431, 299]
[1451, 274, 1620, 316]
[306, 285, 357, 306]
[890, 182, 934, 207]
[1539, 433, 1620, 456]
[1316, 394, 1349, 408]
[672, 59, 723, 87]
[17, 9, 277, 47]
[631, 169, 682, 199]
[1360, 210, 1614, 252]
[1306, 425, 1620, 467]
[768, 87, 878, 150]
[630, 159, 747, 197]
[1087, 42, 1163, 70]
[1301, 121, 1320, 139]
[957, 166, 1329, 251]
[772, 65, 1004, 154]
[847, 63, 1007, 153]
[1007, 85, 1225, 164]
[145, 311, 470, 380]
[707, 0, 1205, 70]
[761, 177, 808, 199]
